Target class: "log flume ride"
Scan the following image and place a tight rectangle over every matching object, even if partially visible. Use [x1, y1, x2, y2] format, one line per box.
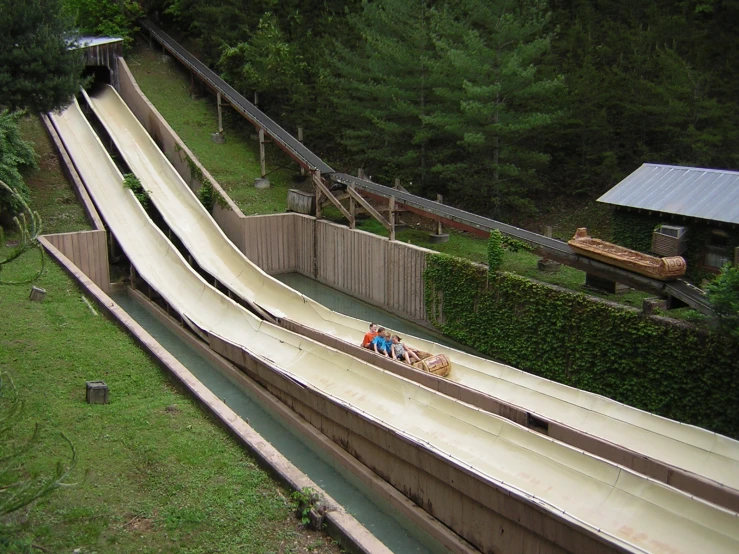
[568, 228, 687, 281]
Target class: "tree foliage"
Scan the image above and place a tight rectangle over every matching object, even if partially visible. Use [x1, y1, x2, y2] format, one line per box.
[0, 372, 77, 520]
[0, 112, 37, 217]
[427, 0, 562, 217]
[65, 0, 145, 48]
[0, 0, 85, 114]
[330, 0, 436, 191]
[707, 264, 739, 340]
[156, 0, 739, 223]
[218, 12, 308, 124]
[0, 180, 46, 284]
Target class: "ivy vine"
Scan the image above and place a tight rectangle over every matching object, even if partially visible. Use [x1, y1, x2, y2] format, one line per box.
[423, 252, 739, 438]
[123, 173, 151, 209]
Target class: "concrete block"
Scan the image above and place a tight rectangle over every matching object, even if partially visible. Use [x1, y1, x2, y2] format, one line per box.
[428, 233, 449, 244]
[29, 286, 46, 302]
[86, 381, 109, 404]
[254, 178, 271, 189]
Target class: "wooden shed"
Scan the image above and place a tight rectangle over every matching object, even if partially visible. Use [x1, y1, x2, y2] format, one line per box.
[598, 163, 739, 280]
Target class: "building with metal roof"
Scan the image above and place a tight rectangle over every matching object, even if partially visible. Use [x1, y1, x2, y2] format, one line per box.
[598, 163, 739, 225]
[598, 163, 739, 281]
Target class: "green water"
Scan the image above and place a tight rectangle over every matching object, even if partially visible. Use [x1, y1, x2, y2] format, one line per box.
[114, 294, 447, 554]
[275, 273, 481, 354]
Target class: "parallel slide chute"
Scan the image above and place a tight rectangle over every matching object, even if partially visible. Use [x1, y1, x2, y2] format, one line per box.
[50, 95, 739, 554]
[86, 84, 739, 495]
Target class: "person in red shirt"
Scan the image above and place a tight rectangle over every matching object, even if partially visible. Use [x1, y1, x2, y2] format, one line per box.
[361, 322, 379, 348]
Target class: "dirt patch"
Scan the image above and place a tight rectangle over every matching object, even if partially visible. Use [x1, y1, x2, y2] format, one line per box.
[123, 513, 155, 533]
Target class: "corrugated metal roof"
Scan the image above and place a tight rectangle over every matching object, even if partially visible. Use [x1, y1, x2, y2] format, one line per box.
[69, 36, 124, 50]
[597, 164, 739, 225]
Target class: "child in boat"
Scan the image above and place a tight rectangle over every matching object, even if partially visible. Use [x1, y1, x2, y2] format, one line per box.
[362, 322, 378, 348]
[391, 335, 421, 364]
[371, 329, 392, 357]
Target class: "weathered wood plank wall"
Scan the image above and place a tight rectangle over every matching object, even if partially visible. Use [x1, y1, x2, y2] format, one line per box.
[241, 214, 297, 275]
[237, 214, 430, 323]
[44, 230, 110, 293]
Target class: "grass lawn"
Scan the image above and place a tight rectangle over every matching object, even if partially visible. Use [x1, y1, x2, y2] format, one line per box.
[0, 250, 340, 554]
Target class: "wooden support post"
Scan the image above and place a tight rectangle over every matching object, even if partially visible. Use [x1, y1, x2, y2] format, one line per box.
[298, 127, 306, 177]
[347, 186, 391, 232]
[545, 225, 553, 238]
[259, 128, 267, 178]
[217, 92, 223, 134]
[349, 195, 356, 229]
[358, 168, 366, 180]
[254, 91, 259, 106]
[436, 194, 444, 235]
[313, 172, 354, 225]
[389, 196, 396, 241]
[395, 178, 401, 189]
[313, 170, 322, 219]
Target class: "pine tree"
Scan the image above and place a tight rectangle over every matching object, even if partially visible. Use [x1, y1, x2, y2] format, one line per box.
[331, 0, 437, 191]
[0, 0, 85, 114]
[0, 112, 37, 217]
[218, 12, 308, 125]
[425, 0, 562, 218]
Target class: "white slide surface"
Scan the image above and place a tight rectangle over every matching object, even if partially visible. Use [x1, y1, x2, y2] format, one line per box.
[87, 84, 739, 493]
[49, 93, 739, 554]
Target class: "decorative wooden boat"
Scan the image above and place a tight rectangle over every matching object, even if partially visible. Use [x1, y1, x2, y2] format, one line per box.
[568, 228, 686, 281]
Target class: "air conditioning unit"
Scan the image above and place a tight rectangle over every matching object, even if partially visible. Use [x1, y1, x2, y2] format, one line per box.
[652, 225, 687, 256]
[657, 225, 686, 239]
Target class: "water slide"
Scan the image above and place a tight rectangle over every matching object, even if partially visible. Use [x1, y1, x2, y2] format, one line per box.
[50, 95, 739, 554]
[85, 84, 739, 496]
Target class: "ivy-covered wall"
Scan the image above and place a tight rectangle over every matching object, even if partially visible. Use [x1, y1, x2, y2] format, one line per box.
[611, 209, 654, 253]
[424, 254, 739, 438]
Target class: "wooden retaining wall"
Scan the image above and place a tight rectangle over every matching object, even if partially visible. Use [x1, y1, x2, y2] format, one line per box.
[241, 214, 429, 323]
[44, 231, 110, 293]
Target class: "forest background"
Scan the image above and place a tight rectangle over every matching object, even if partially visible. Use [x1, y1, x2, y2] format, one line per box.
[3, 0, 739, 227]
[149, 0, 739, 225]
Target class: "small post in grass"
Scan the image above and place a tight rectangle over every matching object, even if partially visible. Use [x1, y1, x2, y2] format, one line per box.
[86, 381, 109, 405]
[29, 286, 46, 302]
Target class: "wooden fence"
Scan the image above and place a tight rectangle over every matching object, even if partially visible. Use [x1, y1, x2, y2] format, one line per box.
[44, 231, 110, 293]
[239, 213, 430, 323]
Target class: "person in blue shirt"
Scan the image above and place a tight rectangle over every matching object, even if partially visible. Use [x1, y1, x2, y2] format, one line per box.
[371, 329, 392, 357]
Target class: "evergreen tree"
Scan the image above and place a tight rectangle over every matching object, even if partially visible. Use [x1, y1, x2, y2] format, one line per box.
[0, 0, 85, 114]
[0, 112, 37, 217]
[218, 12, 308, 125]
[331, 0, 437, 191]
[426, 0, 562, 218]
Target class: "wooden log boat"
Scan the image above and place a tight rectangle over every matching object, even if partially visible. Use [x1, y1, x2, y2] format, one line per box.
[412, 353, 452, 377]
[568, 228, 686, 281]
